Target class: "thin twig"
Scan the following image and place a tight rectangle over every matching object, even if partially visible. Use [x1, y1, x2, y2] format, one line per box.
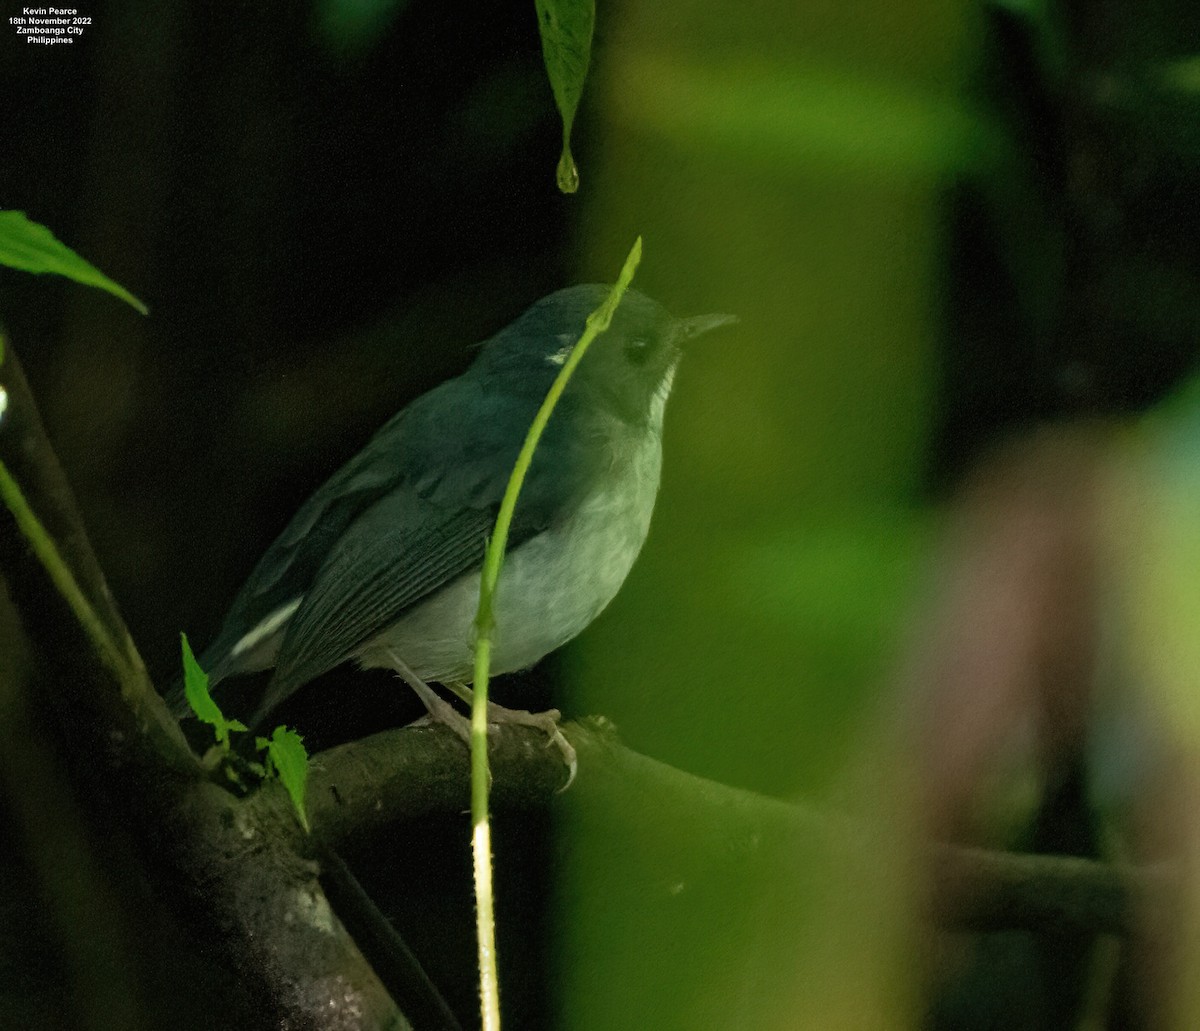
[468, 238, 643, 1031]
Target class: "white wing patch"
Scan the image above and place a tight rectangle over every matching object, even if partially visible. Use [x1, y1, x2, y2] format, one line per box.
[546, 333, 575, 366]
[230, 597, 302, 658]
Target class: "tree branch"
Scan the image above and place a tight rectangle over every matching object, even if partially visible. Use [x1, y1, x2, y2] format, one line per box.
[310, 718, 1152, 938]
[0, 339, 410, 1031]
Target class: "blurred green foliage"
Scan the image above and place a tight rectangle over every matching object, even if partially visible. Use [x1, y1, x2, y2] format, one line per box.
[613, 54, 986, 179]
[311, 0, 409, 58]
[556, 0, 975, 1025]
[1125, 372, 1200, 742]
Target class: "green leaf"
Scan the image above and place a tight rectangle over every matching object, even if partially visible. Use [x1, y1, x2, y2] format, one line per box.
[0, 211, 148, 315]
[180, 632, 243, 747]
[533, 0, 594, 193]
[180, 632, 216, 722]
[265, 726, 310, 833]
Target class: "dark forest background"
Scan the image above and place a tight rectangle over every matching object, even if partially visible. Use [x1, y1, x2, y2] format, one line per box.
[3, 0, 1200, 1028]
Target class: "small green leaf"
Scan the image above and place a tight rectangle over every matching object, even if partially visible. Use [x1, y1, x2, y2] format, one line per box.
[533, 0, 594, 193]
[0, 211, 148, 315]
[180, 632, 239, 748]
[265, 726, 310, 833]
[180, 633, 216, 722]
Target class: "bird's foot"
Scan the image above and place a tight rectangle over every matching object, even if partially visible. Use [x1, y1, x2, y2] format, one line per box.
[489, 701, 577, 789]
[446, 681, 577, 789]
[386, 652, 576, 788]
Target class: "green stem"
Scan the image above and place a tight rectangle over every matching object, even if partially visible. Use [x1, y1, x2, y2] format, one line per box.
[469, 237, 643, 1030]
[0, 459, 128, 681]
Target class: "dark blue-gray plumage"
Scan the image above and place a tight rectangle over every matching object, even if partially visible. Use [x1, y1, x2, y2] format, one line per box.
[171, 285, 735, 734]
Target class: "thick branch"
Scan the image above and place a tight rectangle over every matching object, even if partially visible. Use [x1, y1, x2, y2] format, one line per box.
[311, 718, 1151, 938]
[929, 842, 1146, 935]
[0, 340, 408, 1031]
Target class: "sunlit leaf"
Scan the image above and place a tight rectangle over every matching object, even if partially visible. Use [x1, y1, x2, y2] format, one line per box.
[265, 726, 310, 833]
[0, 211, 148, 314]
[180, 632, 215, 726]
[534, 0, 594, 193]
[180, 633, 246, 746]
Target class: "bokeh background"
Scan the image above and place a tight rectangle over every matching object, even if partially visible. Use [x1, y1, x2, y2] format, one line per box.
[3, 0, 1200, 1028]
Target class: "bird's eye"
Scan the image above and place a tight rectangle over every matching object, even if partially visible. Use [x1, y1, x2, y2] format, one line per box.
[624, 338, 650, 364]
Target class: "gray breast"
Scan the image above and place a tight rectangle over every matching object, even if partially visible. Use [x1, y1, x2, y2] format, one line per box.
[354, 423, 664, 684]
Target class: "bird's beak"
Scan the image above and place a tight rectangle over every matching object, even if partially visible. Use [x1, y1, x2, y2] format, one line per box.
[675, 312, 739, 341]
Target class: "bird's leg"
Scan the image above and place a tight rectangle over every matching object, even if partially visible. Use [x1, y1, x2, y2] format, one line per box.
[383, 650, 577, 787]
[446, 680, 577, 789]
[384, 649, 473, 743]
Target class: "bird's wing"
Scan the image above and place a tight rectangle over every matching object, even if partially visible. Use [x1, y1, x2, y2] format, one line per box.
[261, 494, 497, 705]
[256, 388, 603, 714]
[194, 425, 412, 683]
[195, 376, 486, 684]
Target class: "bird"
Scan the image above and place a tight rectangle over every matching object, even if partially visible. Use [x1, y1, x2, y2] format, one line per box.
[169, 284, 736, 760]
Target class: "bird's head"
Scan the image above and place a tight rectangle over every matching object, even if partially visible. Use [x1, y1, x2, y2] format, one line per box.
[475, 285, 737, 427]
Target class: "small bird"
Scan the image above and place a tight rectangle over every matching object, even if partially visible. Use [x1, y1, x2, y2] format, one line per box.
[171, 285, 735, 755]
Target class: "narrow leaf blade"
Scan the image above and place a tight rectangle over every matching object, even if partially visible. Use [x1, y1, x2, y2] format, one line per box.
[534, 0, 594, 192]
[0, 210, 148, 315]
